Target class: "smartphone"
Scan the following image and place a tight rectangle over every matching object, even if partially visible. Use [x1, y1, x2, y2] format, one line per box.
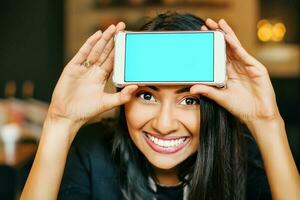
[113, 31, 227, 88]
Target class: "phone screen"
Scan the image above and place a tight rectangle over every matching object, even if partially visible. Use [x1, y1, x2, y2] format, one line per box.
[124, 32, 214, 82]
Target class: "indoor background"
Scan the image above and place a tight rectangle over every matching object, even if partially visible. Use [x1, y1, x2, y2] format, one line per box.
[0, 0, 299, 199]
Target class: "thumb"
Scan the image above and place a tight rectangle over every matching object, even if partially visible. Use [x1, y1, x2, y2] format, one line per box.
[102, 85, 138, 111]
[190, 84, 226, 105]
[118, 85, 139, 104]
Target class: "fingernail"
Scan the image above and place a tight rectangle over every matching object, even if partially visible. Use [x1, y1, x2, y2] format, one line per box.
[201, 26, 208, 31]
[109, 24, 116, 30]
[132, 85, 138, 91]
[220, 19, 227, 24]
[118, 21, 125, 27]
[128, 85, 138, 92]
[190, 86, 198, 94]
[190, 85, 205, 93]
[190, 89, 196, 94]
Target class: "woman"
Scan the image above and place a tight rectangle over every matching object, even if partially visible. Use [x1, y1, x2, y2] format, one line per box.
[20, 12, 299, 200]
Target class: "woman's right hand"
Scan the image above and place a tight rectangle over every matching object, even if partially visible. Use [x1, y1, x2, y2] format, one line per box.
[48, 22, 138, 126]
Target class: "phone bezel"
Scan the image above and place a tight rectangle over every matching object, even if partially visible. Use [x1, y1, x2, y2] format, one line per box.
[113, 30, 226, 88]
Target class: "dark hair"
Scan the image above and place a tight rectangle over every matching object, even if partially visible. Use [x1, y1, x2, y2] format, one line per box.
[112, 12, 247, 200]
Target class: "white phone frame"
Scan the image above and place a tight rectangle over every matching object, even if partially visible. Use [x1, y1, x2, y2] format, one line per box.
[113, 31, 227, 88]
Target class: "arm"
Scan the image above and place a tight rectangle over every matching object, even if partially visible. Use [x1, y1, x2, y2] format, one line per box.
[246, 117, 300, 200]
[190, 18, 300, 199]
[20, 22, 138, 200]
[20, 117, 80, 200]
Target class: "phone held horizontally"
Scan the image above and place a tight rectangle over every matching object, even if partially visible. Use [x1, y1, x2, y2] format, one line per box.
[113, 31, 227, 88]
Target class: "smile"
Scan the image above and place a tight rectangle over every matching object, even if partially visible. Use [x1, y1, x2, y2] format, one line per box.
[143, 131, 191, 154]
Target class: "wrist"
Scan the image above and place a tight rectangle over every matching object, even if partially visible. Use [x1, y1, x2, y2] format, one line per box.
[45, 111, 84, 128]
[43, 113, 83, 144]
[245, 116, 285, 141]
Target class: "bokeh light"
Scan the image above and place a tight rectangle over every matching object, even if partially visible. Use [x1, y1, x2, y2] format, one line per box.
[257, 19, 286, 42]
[272, 22, 286, 42]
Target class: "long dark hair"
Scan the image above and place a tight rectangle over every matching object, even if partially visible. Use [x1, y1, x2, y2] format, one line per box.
[112, 12, 247, 200]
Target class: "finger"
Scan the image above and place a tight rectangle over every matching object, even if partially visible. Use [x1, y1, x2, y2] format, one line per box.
[200, 25, 209, 31]
[190, 84, 227, 107]
[95, 37, 114, 66]
[226, 62, 236, 76]
[101, 85, 138, 112]
[205, 18, 219, 30]
[116, 21, 126, 31]
[70, 30, 102, 64]
[99, 47, 115, 76]
[95, 22, 126, 66]
[225, 34, 259, 66]
[86, 24, 116, 64]
[226, 62, 244, 79]
[218, 19, 241, 45]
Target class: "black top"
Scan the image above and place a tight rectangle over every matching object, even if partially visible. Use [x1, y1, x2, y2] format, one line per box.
[58, 123, 272, 200]
[156, 184, 183, 200]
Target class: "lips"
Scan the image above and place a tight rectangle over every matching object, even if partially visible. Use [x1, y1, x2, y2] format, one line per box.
[143, 131, 190, 154]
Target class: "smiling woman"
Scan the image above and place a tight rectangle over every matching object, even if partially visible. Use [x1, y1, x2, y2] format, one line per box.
[112, 83, 244, 199]
[20, 12, 300, 200]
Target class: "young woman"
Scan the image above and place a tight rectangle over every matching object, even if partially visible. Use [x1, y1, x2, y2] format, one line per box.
[20, 12, 299, 200]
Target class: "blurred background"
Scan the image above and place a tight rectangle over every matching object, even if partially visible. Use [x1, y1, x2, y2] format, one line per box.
[0, 0, 299, 199]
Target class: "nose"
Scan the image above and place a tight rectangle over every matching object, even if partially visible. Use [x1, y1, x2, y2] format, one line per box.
[151, 103, 179, 135]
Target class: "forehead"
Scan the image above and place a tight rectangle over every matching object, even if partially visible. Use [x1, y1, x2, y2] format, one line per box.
[139, 85, 191, 94]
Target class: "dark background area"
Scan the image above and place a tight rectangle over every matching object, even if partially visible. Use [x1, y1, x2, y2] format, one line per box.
[260, 0, 300, 44]
[0, 0, 63, 101]
[259, 0, 300, 168]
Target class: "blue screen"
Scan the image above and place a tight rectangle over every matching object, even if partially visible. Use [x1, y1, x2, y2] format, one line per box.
[125, 32, 214, 82]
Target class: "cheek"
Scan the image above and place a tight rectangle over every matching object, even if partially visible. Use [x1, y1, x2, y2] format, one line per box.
[177, 108, 201, 154]
[177, 108, 200, 137]
[124, 100, 155, 133]
[124, 100, 158, 152]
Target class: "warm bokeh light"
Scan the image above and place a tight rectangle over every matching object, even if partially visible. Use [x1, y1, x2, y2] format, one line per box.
[257, 19, 269, 29]
[271, 22, 286, 42]
[257, 19, 286, 42]
[258, 23, 273, 42]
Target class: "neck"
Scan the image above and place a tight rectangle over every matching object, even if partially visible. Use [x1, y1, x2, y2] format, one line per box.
[152, 166, 180, 186]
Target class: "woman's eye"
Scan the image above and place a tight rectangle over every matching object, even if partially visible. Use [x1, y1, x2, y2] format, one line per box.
[180, 97, 199, 105]
[138, 92, 156, 102]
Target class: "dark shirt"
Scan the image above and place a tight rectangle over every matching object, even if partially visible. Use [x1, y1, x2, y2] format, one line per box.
[156, 184, 183, 200]
[58, 123, 271, 200]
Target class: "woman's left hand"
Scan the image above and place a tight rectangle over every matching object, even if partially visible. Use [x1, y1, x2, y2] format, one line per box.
[190, 18, 281, 127]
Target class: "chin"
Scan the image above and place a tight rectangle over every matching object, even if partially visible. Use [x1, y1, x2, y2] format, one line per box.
[146, 155, 184, 170]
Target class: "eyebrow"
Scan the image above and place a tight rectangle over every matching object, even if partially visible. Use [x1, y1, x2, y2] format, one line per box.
[146, 86, 191, 94]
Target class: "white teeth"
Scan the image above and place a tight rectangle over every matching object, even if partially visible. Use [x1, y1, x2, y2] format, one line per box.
[147, 134, 186, 148]
[166, 141, 170, 146]
[158, 140, 164, 146]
